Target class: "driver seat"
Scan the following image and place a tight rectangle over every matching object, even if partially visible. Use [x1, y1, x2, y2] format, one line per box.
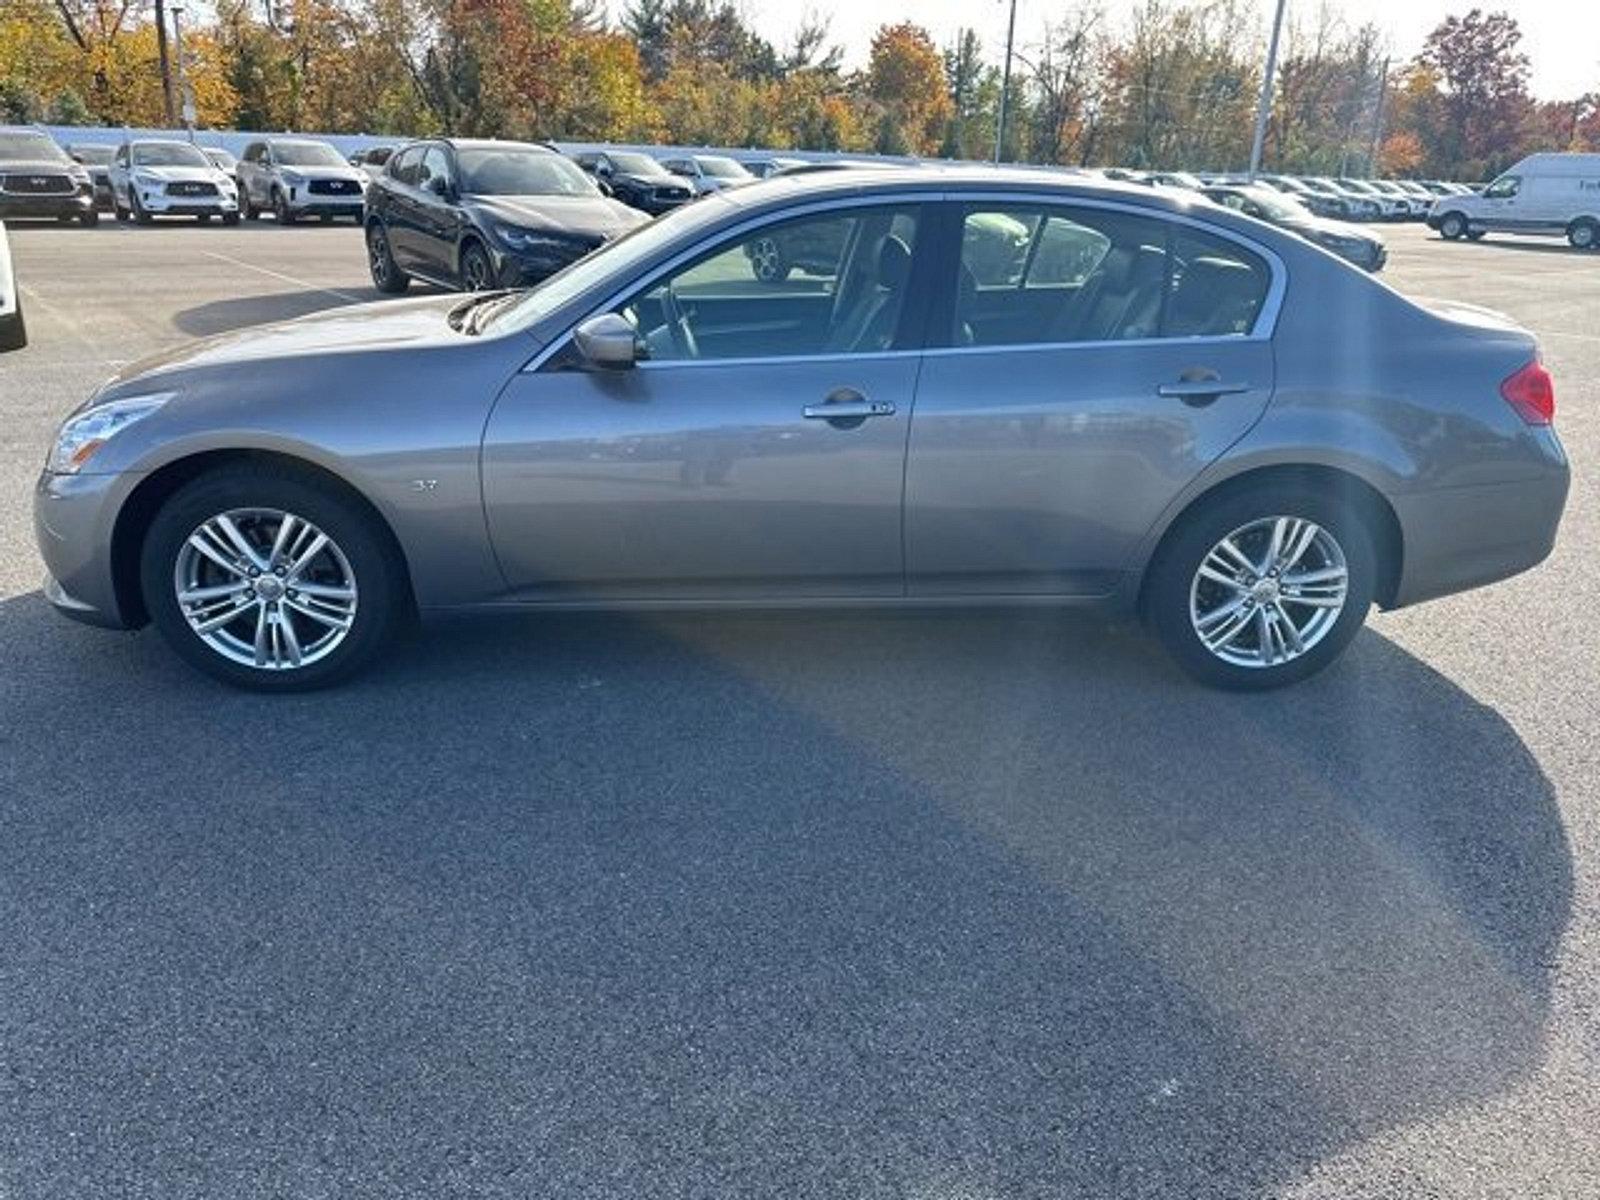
[825, 235, 912, 353]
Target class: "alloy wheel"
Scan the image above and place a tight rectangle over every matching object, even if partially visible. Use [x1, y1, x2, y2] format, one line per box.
[1188, 516, 1349, 669]
[368, 227, 392, 285]
[462, 247, 493, 291]
[749, 237, 784, 281]
[173, 508, 358, 671]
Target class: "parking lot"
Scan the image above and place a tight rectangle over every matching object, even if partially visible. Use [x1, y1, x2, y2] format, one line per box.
[2, 220, 1598, 1197]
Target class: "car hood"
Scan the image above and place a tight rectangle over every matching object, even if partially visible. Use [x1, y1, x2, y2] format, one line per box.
[101, 295, 477, 391]
[612, 172, 683, 189]
[471, 194, 648, 238]
[1281, 214, 1376, 242]
[1, 158, 81, 175]
[130, 165, 229, 184]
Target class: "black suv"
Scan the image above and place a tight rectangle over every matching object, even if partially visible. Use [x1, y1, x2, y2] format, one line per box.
[0, 127, 96, 225]
[364, 139, 649, 293]
[573, 150, 693, 214]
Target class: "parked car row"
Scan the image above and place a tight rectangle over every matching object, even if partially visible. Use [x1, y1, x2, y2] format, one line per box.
[1117, 167, 1478, 223]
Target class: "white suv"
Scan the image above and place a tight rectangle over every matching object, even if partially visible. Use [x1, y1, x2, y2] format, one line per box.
[236, 138, 367, 224]
[110, 140, 239, 224]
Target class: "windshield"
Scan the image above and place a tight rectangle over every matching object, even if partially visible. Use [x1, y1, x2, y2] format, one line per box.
[481, 194, 732, 335]
[0, 132, 66, 162]
[273, 141, 345, 167]
[69, 145, 115, 165]
[205, 149, 237, 169]
[133, 142, 210, 168]
[606, 152, 670, 177]
[697, 156, 750, 180]
[459, 149, 598, 197]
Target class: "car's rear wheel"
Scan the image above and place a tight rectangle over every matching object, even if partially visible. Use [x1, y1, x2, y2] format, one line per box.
[273, 188, 296, 224]
[459, 241, 495, 291]
[240, 186, 258, 220]
[1439, 212, 1469, 240]
[1568, 218, 1598, 251]
[1145, 484, 1377, 690]
[140, 467, 410, 691]
[366, 222, 410, 294]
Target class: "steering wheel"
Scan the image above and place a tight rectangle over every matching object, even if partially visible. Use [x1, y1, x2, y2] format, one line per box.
[660, 282, 699, 359]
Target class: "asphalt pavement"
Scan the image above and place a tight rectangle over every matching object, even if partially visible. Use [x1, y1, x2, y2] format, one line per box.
[1, 219, 1598, 1198]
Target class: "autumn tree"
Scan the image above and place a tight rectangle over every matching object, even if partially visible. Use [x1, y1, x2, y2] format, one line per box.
[862, 22, 951, 157]
[1414, 8, 1534, 179]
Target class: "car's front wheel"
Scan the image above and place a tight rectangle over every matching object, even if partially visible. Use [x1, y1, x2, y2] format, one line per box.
[1438, 212, 1469, 240]
[140, 466, 410, 690]
[366, 222, 409, 293]
[1145, 483, 1377, 690]
[459, 241, 495, 291]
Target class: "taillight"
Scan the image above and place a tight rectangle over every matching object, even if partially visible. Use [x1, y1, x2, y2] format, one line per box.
[1501, 359, 1555, 425]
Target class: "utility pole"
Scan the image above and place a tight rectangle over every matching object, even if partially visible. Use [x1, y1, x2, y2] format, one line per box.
[155, 0, 176, 126]
[995, 0, 1018, 164]
[1247, 0, 1288, 180]
[1366, 57, 1390, 176]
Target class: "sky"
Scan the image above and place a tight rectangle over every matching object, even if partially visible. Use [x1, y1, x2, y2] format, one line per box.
[751, 0, 1598, 100]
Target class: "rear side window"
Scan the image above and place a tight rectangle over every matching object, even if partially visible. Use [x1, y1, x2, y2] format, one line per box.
[951, 204, 1272, 347]
[1163, 227, 1271, 338]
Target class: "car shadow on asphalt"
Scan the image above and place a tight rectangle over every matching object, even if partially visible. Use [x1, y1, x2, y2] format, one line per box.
[169, 289, 382, 338]
[0, 593, 1571, 1197]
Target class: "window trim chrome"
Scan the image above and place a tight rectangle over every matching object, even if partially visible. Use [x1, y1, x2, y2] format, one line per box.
[522, 188, 1289, 373]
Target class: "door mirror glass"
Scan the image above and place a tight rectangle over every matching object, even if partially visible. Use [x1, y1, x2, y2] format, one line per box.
[573, 312, 643, 369]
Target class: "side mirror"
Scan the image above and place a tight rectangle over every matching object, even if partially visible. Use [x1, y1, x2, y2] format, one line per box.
[596, 163, 613, 178]
[573, 313, 642, 370]
[428, 175, 453, 199]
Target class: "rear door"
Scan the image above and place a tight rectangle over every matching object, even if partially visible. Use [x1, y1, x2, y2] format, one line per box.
[905, 198, 1279, 597]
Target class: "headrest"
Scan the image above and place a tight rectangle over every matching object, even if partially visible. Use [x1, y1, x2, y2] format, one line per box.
[877, 235, 911, 289]
[1128, 244, 1167, 287]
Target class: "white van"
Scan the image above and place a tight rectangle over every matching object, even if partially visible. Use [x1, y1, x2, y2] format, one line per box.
[1427, 152, 1600, 248]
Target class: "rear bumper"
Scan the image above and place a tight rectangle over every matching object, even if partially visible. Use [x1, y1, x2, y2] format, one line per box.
[1389, 455, 1570, 609]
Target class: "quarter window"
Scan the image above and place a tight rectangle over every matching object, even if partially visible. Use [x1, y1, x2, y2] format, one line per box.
[617, 206, 922, 362]
[951, 204, 1271, 346]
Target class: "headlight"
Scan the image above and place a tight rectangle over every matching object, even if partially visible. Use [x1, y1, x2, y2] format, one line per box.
[133, 172, 162, 188]
[495, 224, 572, 254]
[48, 393, 173, 474]
[280, 169, 305, 185]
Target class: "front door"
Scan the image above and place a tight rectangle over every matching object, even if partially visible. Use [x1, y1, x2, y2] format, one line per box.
[906, 200, 1278, 596]
[481, 202, 930, 601]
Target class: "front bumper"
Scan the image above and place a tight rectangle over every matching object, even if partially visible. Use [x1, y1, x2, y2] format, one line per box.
[34, 469, 138, 630]
[0, 192, 94, 220]
[493, 240, 600, 287]
[137, 190, 239, 216]
[284, 189, 364, 218]
[1389, 450, 1570, 609]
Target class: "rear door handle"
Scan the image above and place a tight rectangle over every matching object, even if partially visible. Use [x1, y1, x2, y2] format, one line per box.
[803, 399, 897, 420]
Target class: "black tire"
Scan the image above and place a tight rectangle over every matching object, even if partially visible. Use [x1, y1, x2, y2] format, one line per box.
[114, 199, 129, 222]
[240, 186, 258, 221]
[222, 211, 240, 227]
[0, 297, 25, 352]
[459, 240, 495, 291]
[747, 235, 792, 283]
[1144, 481, 1378, 691]
[196, 213, 210, 223]
[140, 465, 411, 691]
[78, 209, 98, 227]
[1567, 218, 1598, 251]
[131, 191, 153, 225]
[273, 189, 296, 224]
[1438, 211, 1468, 240]
[366, 222, 410, 294]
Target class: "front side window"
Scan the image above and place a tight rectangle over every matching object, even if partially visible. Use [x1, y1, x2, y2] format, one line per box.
[1485, 175, 1521, 199]
[389, 147, 421, 186]
[418, 147, 451, 190]
[617, 205, 922, 362]
[951, 204, 1271, 347]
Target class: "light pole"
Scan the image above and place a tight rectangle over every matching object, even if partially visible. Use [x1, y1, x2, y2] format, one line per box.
[995, 0, 1018, 164]
[1247, 0, 1288, 180]
[170, 5, 195, 139]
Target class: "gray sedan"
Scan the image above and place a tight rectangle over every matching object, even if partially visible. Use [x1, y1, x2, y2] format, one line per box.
[34, 168, 1569, 691]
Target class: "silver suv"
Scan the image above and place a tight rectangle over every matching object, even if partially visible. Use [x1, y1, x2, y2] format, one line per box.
[235, 137, 367, 224]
